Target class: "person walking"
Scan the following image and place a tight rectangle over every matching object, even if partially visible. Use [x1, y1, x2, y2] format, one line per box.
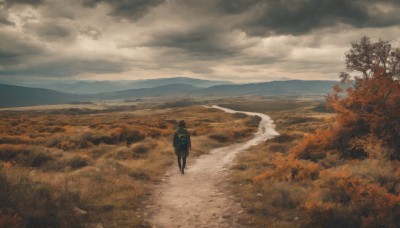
[173, 120, 191, 175]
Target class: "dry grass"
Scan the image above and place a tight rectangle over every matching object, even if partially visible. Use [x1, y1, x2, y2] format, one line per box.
[0, 104, 258, 227]
[229, 100, 335, 227]
[230, 98, 400, 227]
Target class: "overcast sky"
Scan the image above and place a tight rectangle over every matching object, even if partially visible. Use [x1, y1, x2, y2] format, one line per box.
[1, 0, 400, 82]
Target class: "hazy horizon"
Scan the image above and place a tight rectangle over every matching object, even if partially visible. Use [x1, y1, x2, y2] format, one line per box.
[1, 0, 400, 83]
[1, 75, 337, 85]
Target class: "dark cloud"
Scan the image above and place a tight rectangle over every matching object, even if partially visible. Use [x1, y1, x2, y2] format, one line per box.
[215, 0, 261, 14]
[144, 27, 240, 60]
[4, 0, 44, 7]
[0, 4, 13, 25]
[26, 21, 76, 41]
[227, 0, 400, 36]
[81, 0, 165, 21]
[364, 1, 400, 27]
[78, 25, 102, 40]
[41, 4, 76, 20]
[0, 18, 13, 25]
[0, 14, 13, 26]
[0, 0, 399, 81]
[0, 30, 125, 78]
[0, 57, 126, 77]
[0, 31, 45, 65]
[235, 0, 366, 36]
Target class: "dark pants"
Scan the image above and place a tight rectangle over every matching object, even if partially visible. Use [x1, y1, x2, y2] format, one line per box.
[177, 156, 186, 171]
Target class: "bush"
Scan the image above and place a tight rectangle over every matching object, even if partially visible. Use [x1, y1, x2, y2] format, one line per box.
[0, 171, 83, 227]
[67, 156, 89, 170]
[209, 133, 229, 143]
[285, 116, 320, 125]
[23, 151, 53, 167]
[45, 136, 64, 148]
[291, 37, 400, 161]
[265, 182, 303, 209]
[0, 145, 52, 168]
[125, 129, 146, 145]
[148, 129, 161, 138]
[90, 144, 112, 159]
[290, 128, 335, 161]
[254, 154, 320, 183]
[44, 128, 146, 151]
[129, 171, 150, 180]
[301, 167, 400, 228]
[84, 128, 145, 146]
[0, 135, 33, 144]
[269, 144, 287, 153]
[113, 147, 134, 160]
[246, 116, 262, 127]
[0, 144, 23, 161]
[134, 145, 149, 154]
[269, 134, 298, 143]
[232, 113, 248, 119]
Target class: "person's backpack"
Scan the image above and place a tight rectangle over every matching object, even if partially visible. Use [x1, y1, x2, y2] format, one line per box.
[177, 131, 188, 150]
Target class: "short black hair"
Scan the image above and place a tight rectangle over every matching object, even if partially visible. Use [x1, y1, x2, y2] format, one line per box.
[178, 120, 186, 127]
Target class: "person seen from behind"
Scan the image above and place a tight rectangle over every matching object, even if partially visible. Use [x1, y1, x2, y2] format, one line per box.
[173, 120, 191, 175]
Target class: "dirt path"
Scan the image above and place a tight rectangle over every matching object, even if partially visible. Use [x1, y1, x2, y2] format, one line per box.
[145, 105, 279, 228]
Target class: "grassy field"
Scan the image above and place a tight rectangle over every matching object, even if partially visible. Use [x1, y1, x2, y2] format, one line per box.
[4, 95, 394, 227]
[228, 98, 400, 227]
[0, 102, 259, 227]
[223, 98, 332, 227]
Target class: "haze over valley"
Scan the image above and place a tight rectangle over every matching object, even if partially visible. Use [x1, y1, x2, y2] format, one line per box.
[0, 77, 336, 107]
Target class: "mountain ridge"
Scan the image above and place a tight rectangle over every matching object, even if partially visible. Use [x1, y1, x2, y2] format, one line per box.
[13, 77, 234, 94]
[0, 83, 78, 108]
[0, 80, 340, 108]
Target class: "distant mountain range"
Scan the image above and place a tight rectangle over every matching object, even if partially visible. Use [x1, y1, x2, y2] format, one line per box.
[12, 77, 234, 94]
[0, 84, 78, 108]
[198, 80, 337, 96]
[91, 84, 200, 100]
[0, 78, 340, 108]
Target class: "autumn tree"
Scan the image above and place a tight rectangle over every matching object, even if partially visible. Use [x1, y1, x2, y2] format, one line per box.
[340, 36, 400, 81]
[293, 37, 400, 160]
[330, 37, 400, 159]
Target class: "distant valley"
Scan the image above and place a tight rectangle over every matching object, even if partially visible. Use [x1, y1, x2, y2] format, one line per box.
[11, 77, 234, 94]
[0, 77, 339, 108]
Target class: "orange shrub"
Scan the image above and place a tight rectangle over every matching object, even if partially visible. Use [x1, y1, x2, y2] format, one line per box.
[292, 38, 400, 161]
[301, 167, 400, 227]
[253, 153, 320, 183]
[290, 128, 336, 161]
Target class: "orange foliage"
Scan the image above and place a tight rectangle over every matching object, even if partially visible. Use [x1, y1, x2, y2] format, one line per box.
[290, 128, 336, 161]
[291, 67, 400, 161]
[1, 162, 12, 169]
[300, 167, 400, 227]
[248, 38, 400, 227]
[291, 37, 400, 161]
[327, 68, 400, 159]
[253, 153, 319, 183]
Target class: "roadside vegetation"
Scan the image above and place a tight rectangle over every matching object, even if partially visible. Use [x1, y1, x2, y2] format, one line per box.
[0, 105, 258, 227]
[231, 37, 400, 227]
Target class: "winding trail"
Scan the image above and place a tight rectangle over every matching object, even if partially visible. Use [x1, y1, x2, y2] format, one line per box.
[146, 105, 279, 228]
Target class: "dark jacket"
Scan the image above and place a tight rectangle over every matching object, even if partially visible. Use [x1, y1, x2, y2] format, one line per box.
[173, 127, 191, 156]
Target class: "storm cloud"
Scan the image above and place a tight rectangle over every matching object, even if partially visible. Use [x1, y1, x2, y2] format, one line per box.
[3, 0, 44, 7]
[81, 0, 165, 21]
[0, 0, 399, 82]
[241, 0, 400, 36]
